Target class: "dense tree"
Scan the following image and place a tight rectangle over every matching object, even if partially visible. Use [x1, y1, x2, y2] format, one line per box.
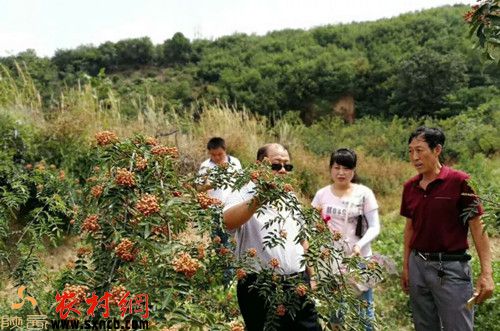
[388, 49, 468, 117]
[52, 45, 102, 76]
[160, 32, 193, 66]
[114, 37, 155, 66]
[97, 41, 118, 71]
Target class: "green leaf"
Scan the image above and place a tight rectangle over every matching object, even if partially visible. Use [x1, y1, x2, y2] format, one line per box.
[487, 37, 500, 46]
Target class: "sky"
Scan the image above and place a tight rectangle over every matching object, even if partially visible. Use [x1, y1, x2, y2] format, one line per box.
[0, 0, 475, 58]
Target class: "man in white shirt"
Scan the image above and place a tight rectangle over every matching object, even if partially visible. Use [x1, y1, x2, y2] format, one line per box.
[198, 137, 242, 203]
[223, 143, 321, 331]
[198, 137, 242, 288]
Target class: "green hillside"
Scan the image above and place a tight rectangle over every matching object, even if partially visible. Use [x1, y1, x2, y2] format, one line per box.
[1, 5, 499, 122]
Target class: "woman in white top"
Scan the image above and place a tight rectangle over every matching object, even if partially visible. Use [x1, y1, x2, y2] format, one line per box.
[311, 148, 380, 331]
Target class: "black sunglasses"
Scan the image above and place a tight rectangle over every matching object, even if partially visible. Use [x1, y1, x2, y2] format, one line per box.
[271, 163, 294, 172]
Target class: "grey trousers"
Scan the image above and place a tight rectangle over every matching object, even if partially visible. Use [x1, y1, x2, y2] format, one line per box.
[409, 251, 474, 331]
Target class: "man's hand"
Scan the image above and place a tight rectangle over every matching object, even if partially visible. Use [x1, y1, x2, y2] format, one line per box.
[197, 182, 212, 192]
[310, 278, 318, 291]
[469, 216, 494, 304]
[475, 272, 494, 304]
[401, 267, 410, 294]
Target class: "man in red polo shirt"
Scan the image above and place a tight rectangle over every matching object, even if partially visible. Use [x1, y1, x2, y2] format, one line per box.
[400, 126, 494, 331]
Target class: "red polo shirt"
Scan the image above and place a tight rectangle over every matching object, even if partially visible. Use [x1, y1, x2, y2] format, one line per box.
[400, 166, 483, 252]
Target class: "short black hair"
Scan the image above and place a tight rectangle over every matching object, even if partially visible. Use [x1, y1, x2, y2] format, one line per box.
[207, 137, 226, 150]
[408, 126, 445, 149]
[330, 148, 357, 169]
[257, 146, 268, 161]
[256, 144, 290, 161]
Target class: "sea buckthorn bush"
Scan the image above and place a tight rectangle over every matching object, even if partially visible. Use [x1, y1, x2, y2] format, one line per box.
[48, 132, 385, 330]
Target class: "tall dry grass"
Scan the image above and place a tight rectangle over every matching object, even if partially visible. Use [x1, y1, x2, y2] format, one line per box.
[0, 63, 42, 112]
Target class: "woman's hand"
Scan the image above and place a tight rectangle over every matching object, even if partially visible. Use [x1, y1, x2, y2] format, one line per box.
[351, 244, 361, 257]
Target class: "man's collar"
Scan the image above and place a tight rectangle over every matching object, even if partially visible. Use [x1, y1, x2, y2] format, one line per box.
[435, 165, 450, 181]
[412, 165, 450, 187]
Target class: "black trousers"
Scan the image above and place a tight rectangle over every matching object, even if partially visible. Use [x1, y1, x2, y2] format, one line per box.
[237, 273, 322, 331]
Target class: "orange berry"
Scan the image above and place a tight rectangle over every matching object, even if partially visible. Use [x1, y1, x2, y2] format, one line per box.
[95, 131, 118, 146]
[275, 304, 286, 317]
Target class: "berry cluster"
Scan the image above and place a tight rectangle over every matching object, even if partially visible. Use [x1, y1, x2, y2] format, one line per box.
[86, 176, 98, 183]
[91, 185, 104, 198]
[136, 194, 160, 216]
[315, 221, 326, 232]
[275, 304, 286, 317]
[35, 162, 46, 171]
[145, 136, 158, 146]
[109, 285, 128, 305]
[246, 248, 257, 258]
[151, 225, 169, 237]
[114, 238, 137, 262]
[320, 248, 331, 259]
[151, 145, 179, 158]
[135, 156, 148, 171]
[250, 171, 260, 181]
[76, 246, 92, 257]
[269, 258, 280, 269]
[82, 215, 100, 233]
[95, 131, 118, 146]
[236, 268, 247, 280]
[295, 284, 308, 297]
[115, 168, 136, 187]
[197, 192, 222, 209]
[332, 230, 343, 241]
[367, 261, 378, 271]
[66, 260, 76, 269]
[139, 255, 149, 266]
[172, 252, 201, 278]
[197, 244, 206, 259]
[464, 4, 480, 23]
[230, 322, 245, 331]
[62, 284, 89, 305]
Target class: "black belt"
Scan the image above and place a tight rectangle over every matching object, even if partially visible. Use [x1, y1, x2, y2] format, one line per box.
[280, 271, 307, 280]
[414, 250, 471, 262]
[244, 271, 307, 282]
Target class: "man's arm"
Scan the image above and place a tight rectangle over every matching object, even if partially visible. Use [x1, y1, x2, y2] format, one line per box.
[223, 198, 260, 231]
[469, 216, 494, 304]
[401, 218, 413, 294]
[301, 240, 317, 290]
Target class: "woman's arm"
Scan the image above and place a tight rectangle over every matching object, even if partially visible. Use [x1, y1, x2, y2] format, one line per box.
[354, 208, 380, 250]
